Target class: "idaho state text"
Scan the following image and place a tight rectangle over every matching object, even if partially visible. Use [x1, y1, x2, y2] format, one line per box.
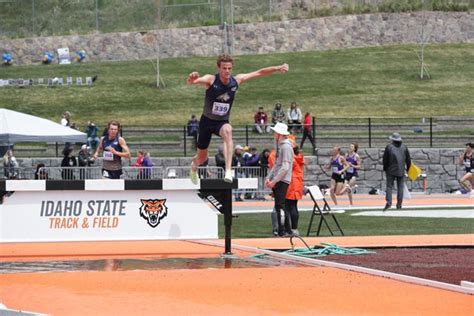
[40, 200, 127, 217]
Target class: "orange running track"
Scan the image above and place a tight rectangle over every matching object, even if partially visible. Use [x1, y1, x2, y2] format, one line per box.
[1, 234, 473, 316]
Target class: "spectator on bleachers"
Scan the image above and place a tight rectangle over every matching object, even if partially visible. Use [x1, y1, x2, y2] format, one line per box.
[60, 111, 71, 127]
[259, 148, 271, 176]
[78, 145, 95, 180]
[257, 148, 271, 200]
[287, 101, 302, 133]
[245, 147, 260, 168]
[34, 163, 48, 180]
[233, 145, 246, 201]
[3, 149, 19, 179]
[187, 114, 199, 150]
[300, 112, 317, 154]
[215, 145, 226, 171]
[254, 107, 271, 134]
[271, 102, 286, 124]
[132, 150, 154, 179]
[60, 111, 72, 152]
[243, 147, 260, 199]
[86, 121, 100, 150]
[61, 147, 77, 180]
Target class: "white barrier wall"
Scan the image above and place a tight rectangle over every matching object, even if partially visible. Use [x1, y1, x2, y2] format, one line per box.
[1, 190, 218, 242]
[0, 179, 258, 243]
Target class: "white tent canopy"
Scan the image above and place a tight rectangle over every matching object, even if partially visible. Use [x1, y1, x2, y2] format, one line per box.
[0, 108, 86, 144]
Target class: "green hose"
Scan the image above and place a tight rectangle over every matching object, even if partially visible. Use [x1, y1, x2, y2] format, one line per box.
[252, 241, 375, 259]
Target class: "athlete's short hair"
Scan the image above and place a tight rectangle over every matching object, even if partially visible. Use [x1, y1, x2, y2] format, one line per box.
[217, 54, 234, 66]
[108, 120, 121, 130]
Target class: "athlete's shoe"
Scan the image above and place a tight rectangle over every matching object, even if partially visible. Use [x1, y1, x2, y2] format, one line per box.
[190, 163, 198, 185]
[224, 170, 233, 183]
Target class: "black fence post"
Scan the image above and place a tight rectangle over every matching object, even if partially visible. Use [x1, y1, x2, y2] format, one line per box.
[430, 117, 433, 148]
[368, 117, 372, 148]
[245, 125, 249, 147]
[55, 142, 58, 157]
[183, 125, 187, 157]
[312, 116, 316, 149]
[223, 187, 233, 255]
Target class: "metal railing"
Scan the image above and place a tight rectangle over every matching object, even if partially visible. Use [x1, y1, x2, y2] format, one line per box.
[4, 166, 273, 200]
[8, 116, 473, 159]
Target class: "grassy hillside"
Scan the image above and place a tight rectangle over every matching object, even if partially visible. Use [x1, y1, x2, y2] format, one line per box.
[0, 43, 473, 127]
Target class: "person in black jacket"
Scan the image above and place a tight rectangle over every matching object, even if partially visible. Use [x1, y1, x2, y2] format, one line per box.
[61, 147, 77, 180]
[383, 132, 411, 210]
[78, 144, 95, 179]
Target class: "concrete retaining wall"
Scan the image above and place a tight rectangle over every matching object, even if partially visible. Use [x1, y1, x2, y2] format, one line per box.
[1, 12, 472, 65]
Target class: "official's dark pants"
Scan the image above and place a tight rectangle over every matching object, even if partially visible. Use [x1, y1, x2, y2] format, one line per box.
[386, 174, 404, 207]
[285, 199, 299, 230]
[272, 181, 289, 235]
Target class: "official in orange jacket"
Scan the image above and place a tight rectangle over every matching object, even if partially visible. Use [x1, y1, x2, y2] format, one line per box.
[284, 146, 305, 235]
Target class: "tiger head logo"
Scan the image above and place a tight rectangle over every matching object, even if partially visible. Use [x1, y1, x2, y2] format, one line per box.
[139, 199, 168, 228]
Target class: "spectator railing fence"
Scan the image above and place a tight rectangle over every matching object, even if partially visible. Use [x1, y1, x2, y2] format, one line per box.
[6, 166, 272, 200]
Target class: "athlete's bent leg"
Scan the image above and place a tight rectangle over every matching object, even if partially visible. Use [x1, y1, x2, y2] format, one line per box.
[329, 179, 338, 205]
[459, 172, 473, 192]
[190, 148, 208, 184]
[220, 123, 234, 183]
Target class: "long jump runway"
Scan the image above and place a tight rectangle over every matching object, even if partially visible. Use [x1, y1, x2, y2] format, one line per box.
[0, 234, 473, 316]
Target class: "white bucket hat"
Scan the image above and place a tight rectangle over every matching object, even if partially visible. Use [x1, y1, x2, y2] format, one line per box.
[270, 122, 290, 136]
[389, 132, 402, 142]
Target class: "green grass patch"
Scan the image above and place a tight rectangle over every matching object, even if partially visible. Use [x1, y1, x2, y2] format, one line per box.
[1, 44, 473, 130]
[218, 210, 474, 238]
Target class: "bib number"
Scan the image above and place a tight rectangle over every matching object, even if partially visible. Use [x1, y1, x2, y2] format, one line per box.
[464, 160, 471, 168]
[332, 166, 339, 174]
[212, 102, 230, 116]
[348, 167, 354, 173]
[103, 151, 114, 161]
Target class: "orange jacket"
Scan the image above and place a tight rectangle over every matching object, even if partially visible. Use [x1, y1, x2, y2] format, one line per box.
[286, 152, 305, 200]
[268, 149, 276, 169]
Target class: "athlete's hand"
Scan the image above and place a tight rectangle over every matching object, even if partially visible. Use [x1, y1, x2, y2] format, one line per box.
[279, 64, 289, 73]
[187, 72, 200, 84]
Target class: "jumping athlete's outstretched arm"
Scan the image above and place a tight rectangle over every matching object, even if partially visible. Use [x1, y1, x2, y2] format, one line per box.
[235, 63, 289, 85]
[187, 72, 214, 88]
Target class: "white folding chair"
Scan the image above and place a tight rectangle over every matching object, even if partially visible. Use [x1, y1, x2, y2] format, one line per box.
[306, 185, 344, 237]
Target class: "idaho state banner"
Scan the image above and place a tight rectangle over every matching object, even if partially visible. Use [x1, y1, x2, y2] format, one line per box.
[0, 190, 218, 242]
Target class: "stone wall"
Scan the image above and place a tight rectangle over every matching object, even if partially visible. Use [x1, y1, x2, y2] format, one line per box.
[15, 148, 468, 193]
[307, 147, 466, 193]
[2, 12, 472, 65]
